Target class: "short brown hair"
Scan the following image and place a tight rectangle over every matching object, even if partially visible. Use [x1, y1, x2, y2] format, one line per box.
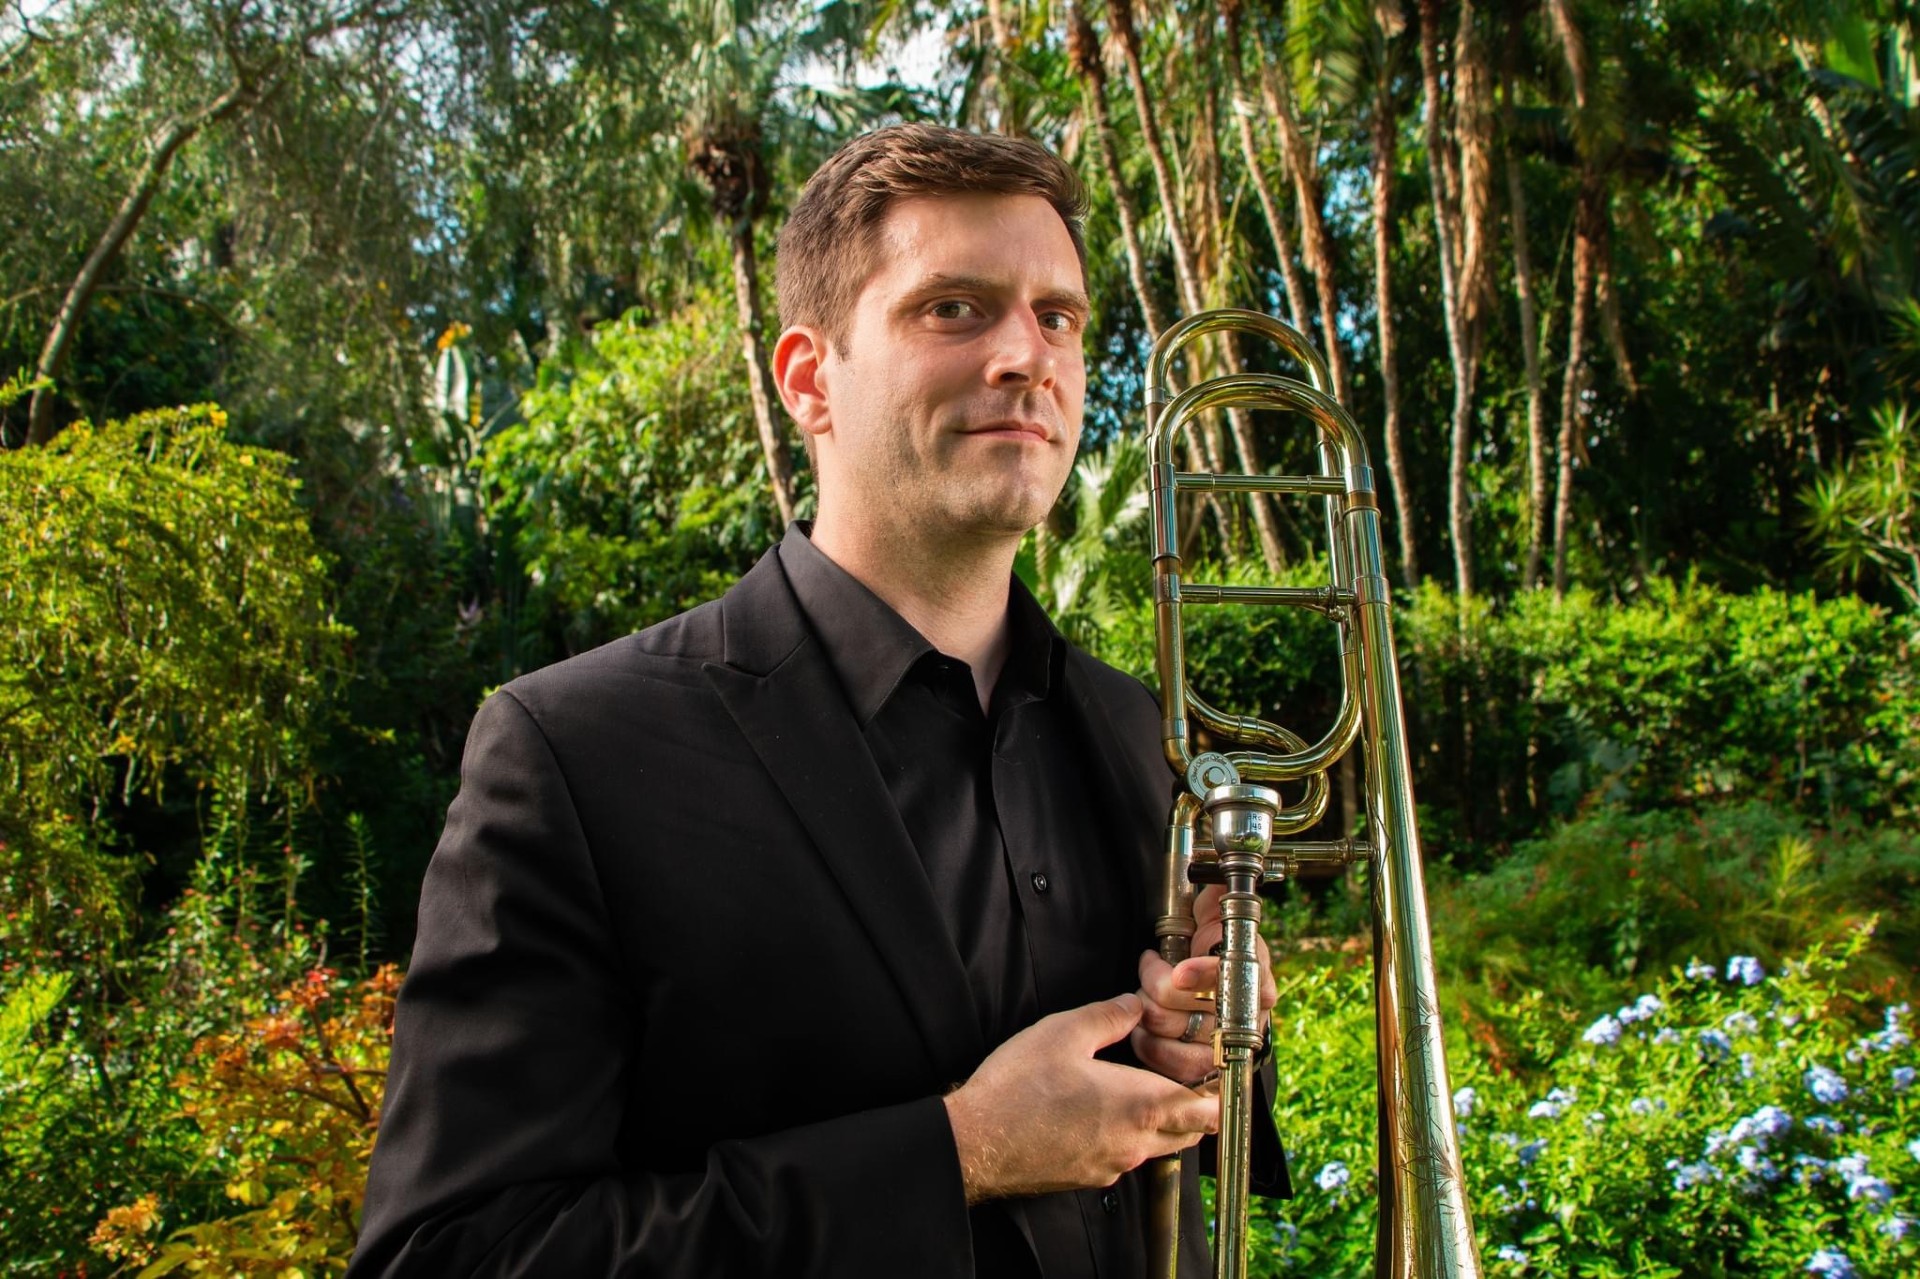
[775, 124, 1089, 347]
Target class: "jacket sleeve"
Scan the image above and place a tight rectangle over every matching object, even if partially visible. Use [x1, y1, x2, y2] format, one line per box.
[348, 690, 975, 1278]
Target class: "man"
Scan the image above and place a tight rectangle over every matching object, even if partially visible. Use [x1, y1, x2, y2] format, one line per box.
[351, 124, 1284, 1279]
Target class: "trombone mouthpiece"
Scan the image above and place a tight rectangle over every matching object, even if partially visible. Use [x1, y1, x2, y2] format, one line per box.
[1203, 784, 1279, 857]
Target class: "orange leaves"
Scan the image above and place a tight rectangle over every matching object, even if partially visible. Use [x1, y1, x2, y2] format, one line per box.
[88, 1192, 161, 1264]
[92, 964, 400, 1275]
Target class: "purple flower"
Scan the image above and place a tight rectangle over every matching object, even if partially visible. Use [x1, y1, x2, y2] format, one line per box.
[1654, 1027, 1683, 1045]
[1686, 959, 1717, 980]
[1722, 1010, 1759, 1036]
[1528, 1088, 1575, 1120]
[1453, 1086, 1479, 1118]
[1727, 955, 1765, 986]
[1583, 1014, 1624, 1047]
[1848, 1175, 1893, 1206]
[1878, 1217, 1914, 1241]
[1698, 1028, 1733, 1059]
[1727, 1105, 1793, 1150]
[1629, 1097, 1662, 1115]
[1893, 1066, 1915, 1092]
[1805, 1065, 1849, 1105]
[1316, 1160, 1350, 1193]
[1909, 1137, 1920, 1163]
[1793, 1154, 1830, 1184]
[1806, 1116, 1846, 1137]
[1619, 993, 1665, 1024]
[1738, 1146, 1782, 1182]
[1495, 1243, 1528, 1265]
[1668, 1158, 1718, 1190]
[1806, 1250, 1856, 1279]
[1518, 1139, 1547, 1167]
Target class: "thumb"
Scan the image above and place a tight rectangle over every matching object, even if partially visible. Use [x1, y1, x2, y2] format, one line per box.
[1062, 993, 1144, 1052]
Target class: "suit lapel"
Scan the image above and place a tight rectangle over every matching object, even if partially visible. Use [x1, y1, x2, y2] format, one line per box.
[1058, 651, 1170, 917]
[702, 550, 986, 1078]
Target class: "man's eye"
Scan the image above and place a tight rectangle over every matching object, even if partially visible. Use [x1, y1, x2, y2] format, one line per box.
[1039, 310, 1079, 333]
[931, 300, 978, 320]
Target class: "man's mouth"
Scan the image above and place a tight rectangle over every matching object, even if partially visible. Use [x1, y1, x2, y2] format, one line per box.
[964, 420, 1052, 443]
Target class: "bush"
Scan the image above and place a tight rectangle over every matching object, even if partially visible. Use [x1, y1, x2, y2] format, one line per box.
[482, 299, 785, 666]
[0, 405, 350, 951]
[1083, 575, 1920, 861]
[1424, 803, 1920, 1035]
[1255, 933, 1919, 1277]
[89, 964, 396, 1276]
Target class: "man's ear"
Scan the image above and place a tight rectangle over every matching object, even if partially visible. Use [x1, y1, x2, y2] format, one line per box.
[773, 326, 833, 443]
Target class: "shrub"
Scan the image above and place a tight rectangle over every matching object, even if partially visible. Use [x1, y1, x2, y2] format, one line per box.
[1083, 575, 1919, 860]
[1425, 803, 1920, 1034]
[1255, 932, 1919, 1277]
[0, 405, 350, 951]
[89, 964, 397, 1276]
[482, 299, 783, 665]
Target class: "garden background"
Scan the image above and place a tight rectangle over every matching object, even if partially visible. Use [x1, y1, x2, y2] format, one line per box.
[3, 0, 1918, 1274]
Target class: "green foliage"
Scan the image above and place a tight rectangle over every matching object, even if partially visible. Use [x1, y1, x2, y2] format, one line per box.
[1806, 401, 1920, 611]
[1424, 803, 1920, 1036]
[90, 964, 398, 1277]
[481, 298, 781, 662]
[1085, 577, 1919, 858]
[1, 853, 331, 1273]
[1254, 934, 1919, 1276]
[1018, 433, 1153, 651]
[0, 406, 350, 950]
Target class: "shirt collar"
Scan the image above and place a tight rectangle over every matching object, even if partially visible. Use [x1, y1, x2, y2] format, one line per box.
[779, 522, 1061, 726]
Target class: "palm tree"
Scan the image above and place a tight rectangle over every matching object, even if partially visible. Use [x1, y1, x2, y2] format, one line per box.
[687, 101, 797, 525]
[1415, 0, 1496, 598]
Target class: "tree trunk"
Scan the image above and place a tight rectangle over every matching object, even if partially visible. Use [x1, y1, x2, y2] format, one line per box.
[1506, 107, 1551, 590]
[1552, 178, 1602, 598]
[1109, 0, 1286, 572]
[1372, 76, 1418, 587]
[27, 85, 251, 445]
[1417, 0, 1493, 598]
[1068, 0, 1166, 339]
[728, 223, 796, 525]
[1220, 1, 1311, 331]
[1249, 16, 1353, 406]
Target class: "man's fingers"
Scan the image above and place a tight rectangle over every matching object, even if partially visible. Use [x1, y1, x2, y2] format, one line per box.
[1047, 993, 1146, 1053]
[1137, 950, 1219, 1011]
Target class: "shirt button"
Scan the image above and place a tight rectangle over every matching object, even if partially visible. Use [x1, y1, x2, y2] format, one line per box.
[1030, 872, 1050, 894]
[1101, 1188, 1119, 1214]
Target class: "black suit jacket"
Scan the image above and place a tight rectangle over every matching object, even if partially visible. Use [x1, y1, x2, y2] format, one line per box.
[350, 544, 1284, 1278]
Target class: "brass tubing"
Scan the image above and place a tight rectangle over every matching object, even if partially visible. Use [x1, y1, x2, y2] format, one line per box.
[1350, 529, 1479, 1277]
[1147, 791, 1203, 1279]
[1177, 583, 1353, 612]
[1142, 307, 1479, 1279]
[1176, 471, 1346, 496]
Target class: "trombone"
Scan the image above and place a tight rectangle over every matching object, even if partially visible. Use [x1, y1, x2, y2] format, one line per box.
[1139, 310, 1481, 1279]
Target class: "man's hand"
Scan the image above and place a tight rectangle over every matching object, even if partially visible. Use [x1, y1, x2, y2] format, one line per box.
[942, 994, 1220, 1204]
[1130, 884, 1277, 1084]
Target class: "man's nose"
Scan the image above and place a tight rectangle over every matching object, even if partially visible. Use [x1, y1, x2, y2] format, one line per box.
[984, 310, 1057, 388]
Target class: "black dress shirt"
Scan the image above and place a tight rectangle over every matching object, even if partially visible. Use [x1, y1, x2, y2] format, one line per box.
[782, 526, 1143, 1275]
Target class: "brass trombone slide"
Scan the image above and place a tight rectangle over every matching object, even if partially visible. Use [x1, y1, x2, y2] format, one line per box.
[1139, 310, 1481, 1279]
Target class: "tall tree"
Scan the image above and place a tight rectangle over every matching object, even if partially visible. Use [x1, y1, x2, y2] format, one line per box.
[1416, 0, 1496, 597]
[13, 0, 424, 447]
[1108, 0, 1288, 571]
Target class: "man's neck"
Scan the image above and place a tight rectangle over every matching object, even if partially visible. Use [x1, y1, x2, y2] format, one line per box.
[808, 515, 1020, 711]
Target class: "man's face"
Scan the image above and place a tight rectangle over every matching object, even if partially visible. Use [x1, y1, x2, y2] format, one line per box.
[807, 192, 1088, 543]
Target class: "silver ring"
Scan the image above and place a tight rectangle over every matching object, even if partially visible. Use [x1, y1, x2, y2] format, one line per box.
[1179, 1010, 1207, 1043]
